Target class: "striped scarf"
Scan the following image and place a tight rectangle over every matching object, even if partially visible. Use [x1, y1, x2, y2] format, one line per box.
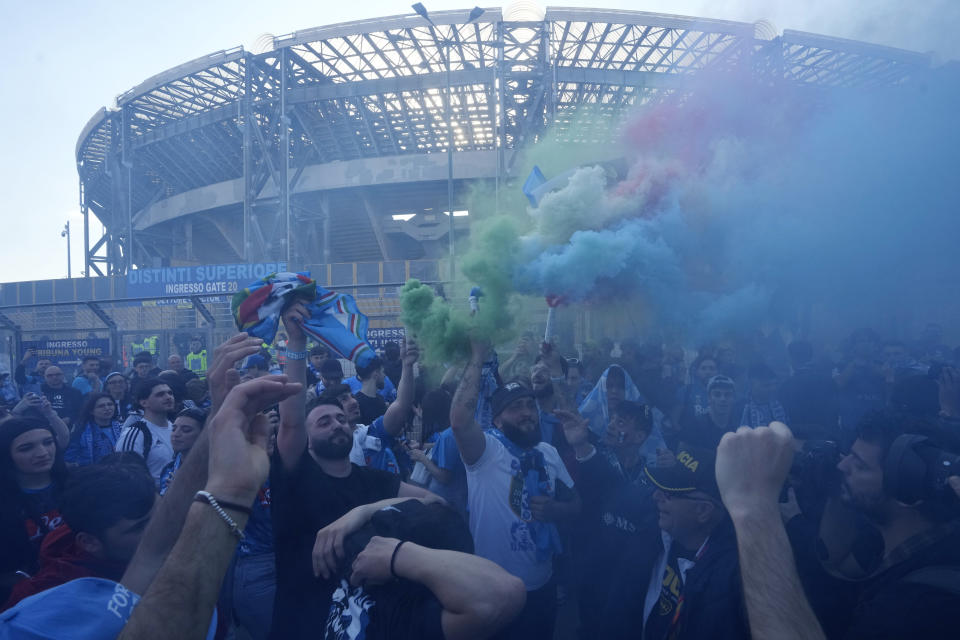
[232, 272, 374, 367]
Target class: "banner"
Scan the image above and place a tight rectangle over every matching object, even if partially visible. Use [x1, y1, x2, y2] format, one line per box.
[127, 262, 288, 298]
[365, 327, 406, 352]
[22, 339, 111, 371]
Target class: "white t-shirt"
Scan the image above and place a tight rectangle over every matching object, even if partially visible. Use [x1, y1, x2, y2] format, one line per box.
[465, 432, 574, 590]
[115, 418, 174, 490]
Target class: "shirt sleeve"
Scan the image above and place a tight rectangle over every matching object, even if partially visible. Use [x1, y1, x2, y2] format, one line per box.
[542, 444, 575, 490]
[115, 426, 145, 456]
[433, 431, 461, 471]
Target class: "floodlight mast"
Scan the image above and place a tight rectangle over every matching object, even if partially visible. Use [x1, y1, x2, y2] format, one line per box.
[412, 4, 485, 282]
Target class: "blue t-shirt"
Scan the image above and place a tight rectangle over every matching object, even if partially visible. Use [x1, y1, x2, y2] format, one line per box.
[427, 428, 467, 516]
[238, 482, 274, 556]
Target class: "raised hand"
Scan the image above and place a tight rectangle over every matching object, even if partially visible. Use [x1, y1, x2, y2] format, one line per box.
[205, 376, 302, 506]
[716, 421, 794, 519]
[208, 333, 264, 413]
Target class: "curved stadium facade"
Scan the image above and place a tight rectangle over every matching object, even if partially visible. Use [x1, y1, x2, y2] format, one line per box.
[76, 5, 934, 277]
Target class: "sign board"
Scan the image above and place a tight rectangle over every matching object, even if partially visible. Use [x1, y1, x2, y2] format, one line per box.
[126, 263, 288, 298]
[21, 339, 111, 372]
[365, 327, 406, 352]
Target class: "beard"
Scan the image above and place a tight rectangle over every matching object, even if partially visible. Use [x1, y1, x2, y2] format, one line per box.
[310, 430, 353, 460]
[532, 382, 554, 400]
[499, 417, 541, 449]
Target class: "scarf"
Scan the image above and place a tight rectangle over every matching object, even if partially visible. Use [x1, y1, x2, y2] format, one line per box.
[77, 420, 124, 466]
[474, 351, 500, 429]
[579, 366, 667, 467]
[488, 428, 563, 561]
[740, 399, 788, 428]
[232, 272, 374, 367]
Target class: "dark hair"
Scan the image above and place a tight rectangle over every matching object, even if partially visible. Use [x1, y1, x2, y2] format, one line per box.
[59, 464, 155, 538]
[132, 352, 153, 366]
[133, 378, 168, 404]
[96, 451, 150, 470]
[176, 407, 208, 424]
[306, 395, 344, 416]
[356, 356, 384, 381]
[0, 418, 70, 566]
[856, 410, 906, 463]
[612, 400, 652, 432]
[606, 365, 626, 387]
[81, 392, 116, 424]
[81, 355, 100, 365]
[384, 341, 401, 356]
[309, 345, 328, 357]
[320, 383, 352, 400]
[320, 359, 344, 378]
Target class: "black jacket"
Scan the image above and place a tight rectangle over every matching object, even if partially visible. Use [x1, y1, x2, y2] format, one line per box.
[600, 519, 750, 640]
[842, 521, 960, 639]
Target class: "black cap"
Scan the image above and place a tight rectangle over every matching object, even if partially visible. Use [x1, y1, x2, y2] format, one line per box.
[645, 447, 721, 501]
[490, 381, 535, 418]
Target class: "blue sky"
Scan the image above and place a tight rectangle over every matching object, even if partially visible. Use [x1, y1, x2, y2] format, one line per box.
[1, 0, 956, 283]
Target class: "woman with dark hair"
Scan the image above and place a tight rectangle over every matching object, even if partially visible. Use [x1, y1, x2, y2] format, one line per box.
[0, 417, 70, 602]
[65, 392, 125, 467]
[104, 372, 135, 423]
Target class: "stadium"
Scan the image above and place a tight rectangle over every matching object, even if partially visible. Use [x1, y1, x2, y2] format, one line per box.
[0, 2, 939, 367]
[75, 3, 933, 277]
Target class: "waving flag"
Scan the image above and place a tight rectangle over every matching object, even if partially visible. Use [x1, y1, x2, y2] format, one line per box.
[232, 272, 374, 367]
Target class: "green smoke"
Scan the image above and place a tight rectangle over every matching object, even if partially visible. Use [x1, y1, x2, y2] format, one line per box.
[400, 108, 623, 360]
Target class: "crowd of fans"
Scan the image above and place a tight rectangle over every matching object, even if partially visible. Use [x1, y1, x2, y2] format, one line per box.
[1, 315, 959, 639]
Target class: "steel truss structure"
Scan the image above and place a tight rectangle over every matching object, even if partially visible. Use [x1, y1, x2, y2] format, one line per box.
[76, 6, 934, 277]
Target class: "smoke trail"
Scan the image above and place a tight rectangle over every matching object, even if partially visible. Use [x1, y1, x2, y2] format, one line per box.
[403, 61, 960, 354]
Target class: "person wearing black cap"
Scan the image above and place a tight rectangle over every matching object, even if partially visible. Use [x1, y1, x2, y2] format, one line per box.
[450, 339, 580, 640]
[600, 446, 748, 640]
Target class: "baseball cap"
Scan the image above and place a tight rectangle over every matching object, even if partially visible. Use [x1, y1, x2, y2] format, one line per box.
[706, 375, 736, 392]
[644, 447, 721, 501]
[490, 381, 535, 418]
[0, 578, 217, 640]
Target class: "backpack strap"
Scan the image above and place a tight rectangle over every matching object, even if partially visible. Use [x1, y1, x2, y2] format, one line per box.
[901, 565, 960, 597]
[133, 420, 153, 461]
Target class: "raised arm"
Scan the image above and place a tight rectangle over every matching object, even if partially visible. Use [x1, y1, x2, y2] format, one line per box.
[118, 376, 301, 640]
[716, 422, 827, 640]
[350, 536, 525, 640]
[120, 333, 261, 595]
[449, 339, 489, 466]
[382, 338, 420, 436]
[277, 300, 310, 470]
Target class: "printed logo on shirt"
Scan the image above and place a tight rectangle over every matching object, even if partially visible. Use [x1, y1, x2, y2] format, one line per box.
[106, 582, 138, 621]
[326, 579, 375, 639]
[26, 511, 63, 541]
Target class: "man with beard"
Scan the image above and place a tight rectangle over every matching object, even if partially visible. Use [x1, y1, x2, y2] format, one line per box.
[451, 339, 581, 640]
[272, 301, 436, 639]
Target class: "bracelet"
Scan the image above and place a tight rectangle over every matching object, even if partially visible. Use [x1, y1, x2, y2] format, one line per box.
[194, 491, 246, 540]
[195, 494, 252, 515]
[285, 350, 307, 360]
[390, 540, 407, 580]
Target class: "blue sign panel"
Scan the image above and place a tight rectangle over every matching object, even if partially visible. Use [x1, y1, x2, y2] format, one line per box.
[22, 338, 111, 370]
[127, 263, 288, 298]
[366, 327, 406, 351]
